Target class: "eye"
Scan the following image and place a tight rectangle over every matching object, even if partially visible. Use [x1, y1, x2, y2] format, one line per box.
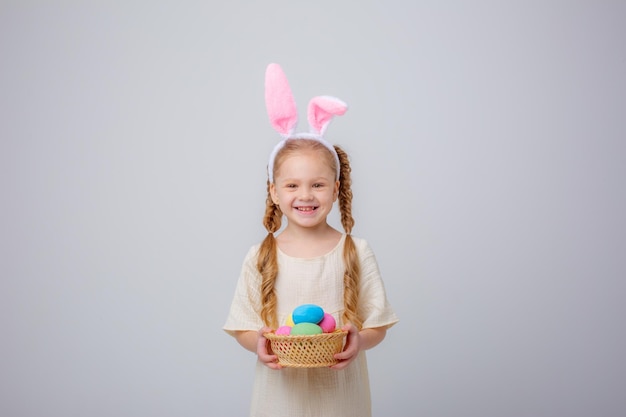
[285, 183, 297, 189]
[313, 183, 325, 188]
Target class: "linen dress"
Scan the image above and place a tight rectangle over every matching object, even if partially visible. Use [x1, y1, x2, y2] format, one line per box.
[224, 234, 399, 417]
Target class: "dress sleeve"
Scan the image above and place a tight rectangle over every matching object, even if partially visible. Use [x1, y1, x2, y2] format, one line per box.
[223, 245, 265, 336]
[356, 238, 400, 330]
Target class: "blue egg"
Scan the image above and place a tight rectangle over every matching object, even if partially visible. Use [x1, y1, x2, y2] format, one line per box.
[292, 304, 324, 324]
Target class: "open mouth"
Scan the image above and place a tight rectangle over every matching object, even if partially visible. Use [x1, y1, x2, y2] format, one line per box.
[295, 206, 318, 212]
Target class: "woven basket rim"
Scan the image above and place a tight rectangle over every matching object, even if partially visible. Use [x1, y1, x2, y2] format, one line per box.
[263, 329, 347, 341]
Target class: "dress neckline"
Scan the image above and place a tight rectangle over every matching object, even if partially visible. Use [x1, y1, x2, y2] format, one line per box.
[277, 233, 346, 260]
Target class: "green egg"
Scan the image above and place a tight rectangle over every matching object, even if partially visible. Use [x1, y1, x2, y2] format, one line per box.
[290, 322, 323, 335]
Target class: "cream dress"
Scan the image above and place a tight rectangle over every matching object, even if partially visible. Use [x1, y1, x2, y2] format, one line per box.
[223, 234, 399, 417]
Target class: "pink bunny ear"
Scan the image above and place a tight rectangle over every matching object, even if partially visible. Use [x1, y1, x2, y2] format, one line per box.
[308, 96, 348, 135]
[265, 63, 298, 137]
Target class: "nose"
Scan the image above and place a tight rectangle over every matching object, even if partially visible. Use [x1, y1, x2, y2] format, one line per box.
[298, 187, 313, 200]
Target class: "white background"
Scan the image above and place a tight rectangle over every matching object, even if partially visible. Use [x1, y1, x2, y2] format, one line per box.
[1, 2, 625, 416]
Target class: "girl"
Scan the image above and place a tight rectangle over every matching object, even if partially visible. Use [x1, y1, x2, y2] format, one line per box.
[223, 64, 398, 417]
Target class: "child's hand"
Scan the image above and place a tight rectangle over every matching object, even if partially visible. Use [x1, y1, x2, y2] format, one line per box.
[330, 323, 361, 370]
[257, 327, 282, 370]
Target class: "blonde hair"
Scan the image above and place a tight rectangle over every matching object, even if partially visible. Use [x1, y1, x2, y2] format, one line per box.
[257, 139, 362, 329]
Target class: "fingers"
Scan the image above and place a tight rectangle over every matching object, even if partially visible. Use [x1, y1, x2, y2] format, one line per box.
[330, 323, 360, 370]
[330, 359, 351, 370]
[262, 358, 283, 370]
[257, 327, 282, 370]
[330, 346, 357, 370]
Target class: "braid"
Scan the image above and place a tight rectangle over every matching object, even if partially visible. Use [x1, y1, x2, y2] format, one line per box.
[335, 145, 363, 330]
[257, 179, 282, 328]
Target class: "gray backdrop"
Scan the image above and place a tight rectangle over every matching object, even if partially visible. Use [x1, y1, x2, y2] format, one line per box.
[1, 2, 625, 416]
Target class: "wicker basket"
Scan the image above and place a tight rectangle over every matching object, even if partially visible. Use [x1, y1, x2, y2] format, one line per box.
[264, 330, 348, 368]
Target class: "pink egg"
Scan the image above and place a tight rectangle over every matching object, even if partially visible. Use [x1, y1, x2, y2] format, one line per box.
[275, 325, 292, 335]
[318, 313, 336, 333]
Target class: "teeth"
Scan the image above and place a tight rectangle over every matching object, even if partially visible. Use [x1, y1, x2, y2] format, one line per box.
[297, 207, 315, 211]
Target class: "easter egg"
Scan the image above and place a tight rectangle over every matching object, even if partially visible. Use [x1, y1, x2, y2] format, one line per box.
[290, 322, 323, 335]
[292, 304, 324, 324]
[275, 325, 292, 335]
[318, 313, 336, 333]
[285, 314, 295, 327]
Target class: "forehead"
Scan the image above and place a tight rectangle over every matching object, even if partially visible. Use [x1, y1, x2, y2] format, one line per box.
[275, 151, 336, 178]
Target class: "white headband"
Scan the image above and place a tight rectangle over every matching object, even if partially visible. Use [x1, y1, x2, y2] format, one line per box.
[265, 63, 348, 183]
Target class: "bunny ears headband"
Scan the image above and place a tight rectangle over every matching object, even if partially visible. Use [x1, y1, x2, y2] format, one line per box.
[265, 63, 348, 183]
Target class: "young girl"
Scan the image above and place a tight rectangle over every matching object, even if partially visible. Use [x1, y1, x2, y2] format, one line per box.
[223, 64, 398, 417]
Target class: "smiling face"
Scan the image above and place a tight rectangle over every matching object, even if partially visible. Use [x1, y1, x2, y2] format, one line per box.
[270, 141, 339, 232]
